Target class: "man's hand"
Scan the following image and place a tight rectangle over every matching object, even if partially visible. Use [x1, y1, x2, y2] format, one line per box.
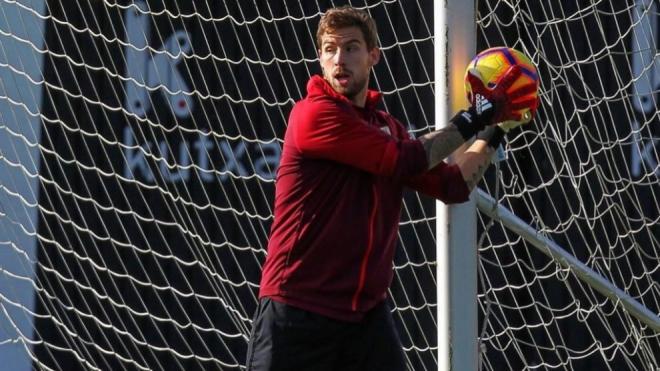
[449, 64, 540, 190]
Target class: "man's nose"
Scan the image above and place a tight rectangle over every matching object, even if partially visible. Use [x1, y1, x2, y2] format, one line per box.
[333, 48, 345, 65]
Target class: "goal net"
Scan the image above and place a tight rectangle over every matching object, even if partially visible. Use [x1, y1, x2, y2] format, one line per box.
[475, 0, 659, 370]
[0, 0, 656, 370]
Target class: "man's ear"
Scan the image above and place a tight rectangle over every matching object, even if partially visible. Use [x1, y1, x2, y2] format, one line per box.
[369, 47, 381, 67]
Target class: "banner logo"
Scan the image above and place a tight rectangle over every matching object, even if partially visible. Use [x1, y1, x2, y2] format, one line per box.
[123, 0, 193, 119]
[120, 1, 280, 185]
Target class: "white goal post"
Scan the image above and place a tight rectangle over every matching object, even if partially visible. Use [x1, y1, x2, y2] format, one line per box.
[435, 1, 478, 371]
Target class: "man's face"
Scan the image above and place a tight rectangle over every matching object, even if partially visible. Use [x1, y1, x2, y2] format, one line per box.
[319, 26, 380, 105]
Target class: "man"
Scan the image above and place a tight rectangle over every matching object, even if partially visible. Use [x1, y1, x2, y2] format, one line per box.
[246, 6, 535, 371]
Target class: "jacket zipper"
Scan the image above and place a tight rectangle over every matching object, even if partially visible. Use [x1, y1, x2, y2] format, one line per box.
[351, 186, 379, 311]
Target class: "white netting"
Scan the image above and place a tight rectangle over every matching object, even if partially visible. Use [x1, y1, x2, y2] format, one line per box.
[476, 0, 659, 370]
[0, 1, 438, 370]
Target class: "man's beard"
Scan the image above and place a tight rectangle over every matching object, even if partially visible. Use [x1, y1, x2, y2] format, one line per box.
[326, 71, 367, 101]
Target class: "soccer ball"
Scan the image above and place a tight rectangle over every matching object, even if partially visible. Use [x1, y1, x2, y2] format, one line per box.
[464, 47, 539, 122]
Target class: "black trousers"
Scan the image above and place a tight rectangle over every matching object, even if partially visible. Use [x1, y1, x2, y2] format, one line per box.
[245, 298, 406, 371]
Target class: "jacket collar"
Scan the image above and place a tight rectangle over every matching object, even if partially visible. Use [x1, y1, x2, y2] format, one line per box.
[306, 75, 382, 111]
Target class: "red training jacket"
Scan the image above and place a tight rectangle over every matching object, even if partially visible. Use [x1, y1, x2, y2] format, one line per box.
[259, 75, 470, 322]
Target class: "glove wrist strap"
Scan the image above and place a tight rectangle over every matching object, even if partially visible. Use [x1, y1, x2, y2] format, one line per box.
[451, 108, 488, 141]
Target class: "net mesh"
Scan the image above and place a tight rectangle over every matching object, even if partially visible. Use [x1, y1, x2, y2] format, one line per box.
[476, 0, 659, 369]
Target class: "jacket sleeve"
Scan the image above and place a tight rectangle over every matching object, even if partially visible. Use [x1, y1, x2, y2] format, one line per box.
[292, 98, 428, 178]
[404, 161, 471, 204]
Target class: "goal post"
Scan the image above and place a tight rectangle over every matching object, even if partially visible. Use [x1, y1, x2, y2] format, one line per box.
[434, 1, 478, 371]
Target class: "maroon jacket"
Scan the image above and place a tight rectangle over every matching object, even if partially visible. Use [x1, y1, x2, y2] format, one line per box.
[259, 75, 470, 322]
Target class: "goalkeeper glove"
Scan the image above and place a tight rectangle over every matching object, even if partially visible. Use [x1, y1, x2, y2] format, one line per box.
[464, 65, 539, 146]
[452, 65, 538, 141]
[466, 64, 539, 123]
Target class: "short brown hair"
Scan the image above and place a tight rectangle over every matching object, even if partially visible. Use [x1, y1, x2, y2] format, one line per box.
[317, 6, 378, 50]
